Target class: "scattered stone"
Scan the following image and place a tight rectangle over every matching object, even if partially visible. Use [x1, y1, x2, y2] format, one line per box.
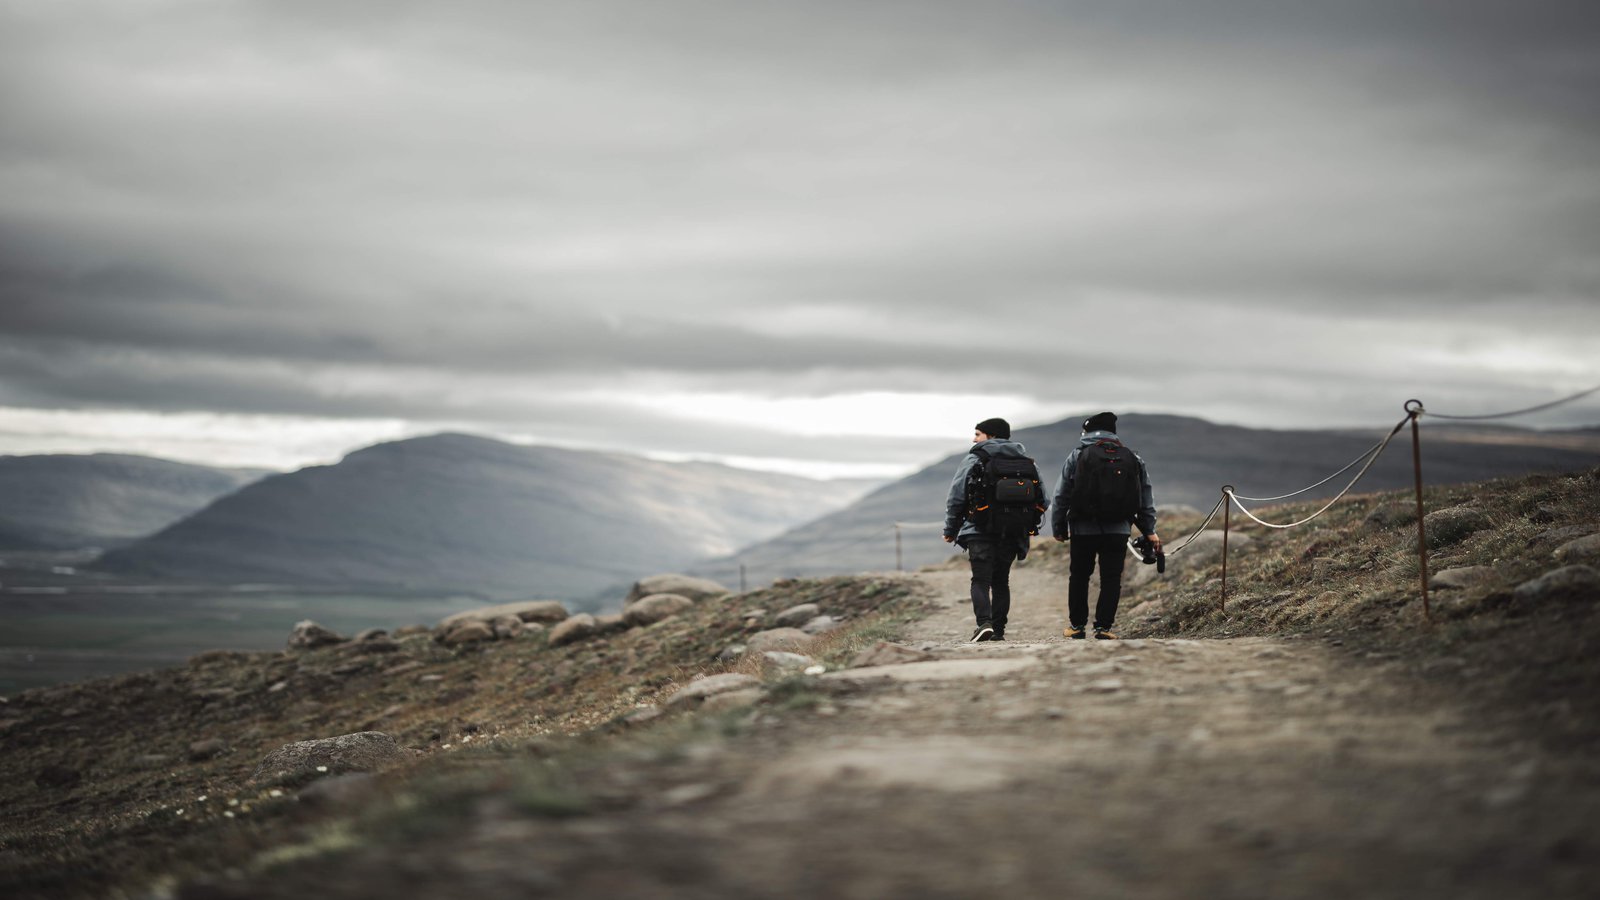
[382, 661, 424, 677]
[620, 706, 663, 727]
[297, 772, 381, 808]
[1431, 566, 1495, 591]
[801, 615, 844, 635]
[251, 731, 408, 785]
[354, 628, 389, 641]
[761, 651, 818, 672]
[392, 625, 431, 638]
[1552, 534, 1600, 564]
[745, 628, 813, 654]
[773, 603, 821, 628]
[34, 764, 82, 789]
[623, 593, 695, 627]
[287, 620, 345, 651]
[701, 688, 764, 713]
[592, 613, 628, 635]
[659, 782, 721, 807]
[548, 614, 599, 647]
[849, 641, 934, 669]
[1512, 565, 1600, 605]
[188, 738, 229, 761]
[346, 637, 400, 654]
[626, 574, 730, 604]
[716, 644, 747, 663]
[1363, 503, 1417, 530]
[1423, 506, 1491, 549]
[418, 674, 445, 683]
[441, 621, 495, 646]
[437, 601, 570, 631]
[666, 673, 762, 707]
[490, 615, 525, 639]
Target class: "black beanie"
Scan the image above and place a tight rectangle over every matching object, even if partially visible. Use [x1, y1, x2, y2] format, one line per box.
[974, 417, 1011, 439]
[1083, 411, 1118, 433]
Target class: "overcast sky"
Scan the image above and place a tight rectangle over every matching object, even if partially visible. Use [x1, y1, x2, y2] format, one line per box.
[2, 0, 1597, 477]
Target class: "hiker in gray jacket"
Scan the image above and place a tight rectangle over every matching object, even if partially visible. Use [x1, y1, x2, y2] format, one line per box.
[944, 417, 1043, 643]
[1050, 411, 1160, 640]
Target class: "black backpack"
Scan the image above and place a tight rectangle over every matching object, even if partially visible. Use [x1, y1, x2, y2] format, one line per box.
[965, 448, 1045, 538]
[1070, 438, 1143, 522]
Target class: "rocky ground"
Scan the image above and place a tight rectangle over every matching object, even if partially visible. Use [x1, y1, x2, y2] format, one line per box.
[2, 470, 1598, 899]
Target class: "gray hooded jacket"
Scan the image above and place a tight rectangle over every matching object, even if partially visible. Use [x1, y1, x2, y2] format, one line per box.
[943, 438, 1037, 556]
[1050, 431, 1158, 539]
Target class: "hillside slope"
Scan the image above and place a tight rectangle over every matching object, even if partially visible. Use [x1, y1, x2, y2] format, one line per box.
[94, 433, 873, 600]
[698, 413, 1600, 584]
[0, 453, 265, 551]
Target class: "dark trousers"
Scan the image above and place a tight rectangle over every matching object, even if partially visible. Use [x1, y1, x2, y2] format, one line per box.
[1068, 534, 1128, 630]
[968, 540, 1018, 632]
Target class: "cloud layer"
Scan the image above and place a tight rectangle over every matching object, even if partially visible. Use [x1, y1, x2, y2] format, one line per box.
[3, 1, 1598, 472]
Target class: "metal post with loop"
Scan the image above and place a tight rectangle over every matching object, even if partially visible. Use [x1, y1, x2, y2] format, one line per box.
[1220, 485, 1233, 612]
[1405, 399, 1432, 623]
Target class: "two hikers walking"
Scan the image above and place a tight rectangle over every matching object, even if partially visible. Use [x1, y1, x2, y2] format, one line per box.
[944, 413, 1160, 642]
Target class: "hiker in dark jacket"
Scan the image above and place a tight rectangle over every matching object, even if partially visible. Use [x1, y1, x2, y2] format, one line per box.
[944, 417, 1043, 643]
[1050, 411, 1159, 640]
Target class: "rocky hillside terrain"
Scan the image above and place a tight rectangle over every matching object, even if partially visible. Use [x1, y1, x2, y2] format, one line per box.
[93, 433, 876, 600]
[1, 467, 1596, 899]
[0, 454, 264, 551]
[699, 413, 1600, 584]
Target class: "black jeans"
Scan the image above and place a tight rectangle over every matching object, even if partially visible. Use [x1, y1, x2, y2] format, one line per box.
[1068, 534, 1128, 630]
[968, 540, 1018, 632]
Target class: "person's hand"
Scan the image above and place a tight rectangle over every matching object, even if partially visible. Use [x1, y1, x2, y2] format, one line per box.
[943, 534, 954, 543]
[1148, 533, 1163, 552]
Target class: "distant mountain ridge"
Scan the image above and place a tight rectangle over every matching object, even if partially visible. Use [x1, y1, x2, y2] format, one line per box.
[0, 453, 266, 551]
[93, 432, 876, 602]
[694, 413, 1600, 585]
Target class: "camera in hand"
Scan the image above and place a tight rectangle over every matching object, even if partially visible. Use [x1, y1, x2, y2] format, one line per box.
[1130, 535, 1166, 574]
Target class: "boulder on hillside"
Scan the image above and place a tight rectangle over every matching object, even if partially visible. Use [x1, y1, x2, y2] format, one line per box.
[623, 593, 695, 627]
[745, 628, 813, 654]
[761, 651, 819, 673]
[439, 621, 495, 646]
[1512, 565, 1600, 605]
[437, 600, 570, 631]
[625, 574, 730, 604]
[548, 614, 599, 647]
[354, 628, 389, 641]
[1431, 566, 1495, 591]
[1553, 534, 1600, 564]
[593, 613, 629, 635]
[1424, 506, 1491, 549]
[252, 731, 408, 785]
[287, 620, 345, 651]
[490, 615, 524, 639]
[801, 615, 844, 635]
[773, 603, 821, 628]
[666, 673, 762, 707]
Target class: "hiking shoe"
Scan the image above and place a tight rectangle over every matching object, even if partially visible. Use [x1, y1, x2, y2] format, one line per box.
[1094, 628, 1118, 640]
[992, 631, 1006, 642]
[970, 624, 995, 643]
[1064, 625, 1086, 640]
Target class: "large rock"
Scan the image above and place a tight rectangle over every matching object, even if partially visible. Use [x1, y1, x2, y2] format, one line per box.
[547, 613, 599, 647]
[287, 620, 345, 651]
[622, 593, 695, 627]
[801, 615, 844, 635]
[773, 603, 821, 628]
[437, 600, 570, 630]
[440, 621, 494, 646]
[745, 628, 814, 654]
[666, 673, 762, 707]
[625, 574, 730, 604]
[251, 731, 407, 785]
[1512, 566, 1600, 605]
[1553, 534, 1600, 564]
[592, 613, 629, 635]
[849, 641, 933, 668]
[1431, 566, 1495, 591]
[761, 651, 819, 673]
[1423, 506, 1491, 549]
[490, 615, 524, 639]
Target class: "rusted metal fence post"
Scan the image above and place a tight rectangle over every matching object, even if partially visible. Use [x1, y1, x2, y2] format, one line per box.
[1405, 400, 1433, 623]
[894, 523, 903, 572]
[1220, 485, 1232, 612]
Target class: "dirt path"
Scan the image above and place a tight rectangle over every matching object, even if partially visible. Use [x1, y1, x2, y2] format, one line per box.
[205, 565, 1597, 899]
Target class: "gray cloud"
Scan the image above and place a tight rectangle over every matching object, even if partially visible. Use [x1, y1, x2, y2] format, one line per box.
[2, 0, 1598, 470]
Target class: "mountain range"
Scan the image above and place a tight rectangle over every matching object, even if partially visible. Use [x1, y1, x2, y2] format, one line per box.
[693, 413, 1600, 584]
[92, 433, 876, 601]
[0, 453, 264, 551]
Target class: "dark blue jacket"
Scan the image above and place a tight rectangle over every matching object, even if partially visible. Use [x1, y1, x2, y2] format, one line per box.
[943, 438, 1035, 556]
